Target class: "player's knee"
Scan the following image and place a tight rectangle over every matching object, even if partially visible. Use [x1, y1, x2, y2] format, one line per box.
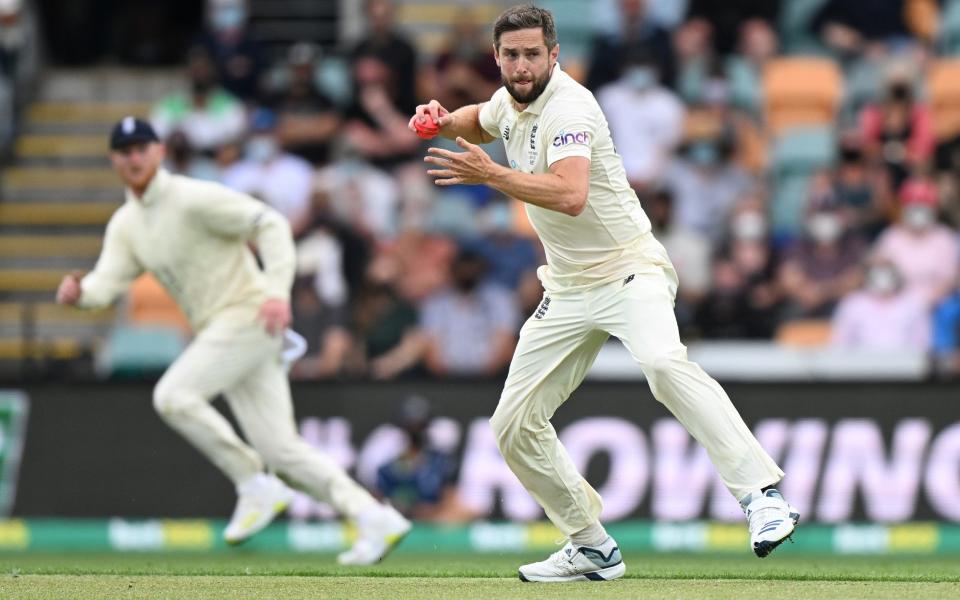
[491, 403, 544, 458]
[152, 384, 198, 418]
[258, 439, 305, 474]
[646, 349, 688, 379]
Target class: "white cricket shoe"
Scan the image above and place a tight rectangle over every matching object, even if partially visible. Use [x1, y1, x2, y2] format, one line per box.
[743, 488, 800, 558]
[337, 503, 412, 566]
[223, 473, 293, 545]
[518, 537, 625, 583]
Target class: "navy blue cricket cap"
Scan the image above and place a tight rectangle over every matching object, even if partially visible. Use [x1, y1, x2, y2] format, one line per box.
[109, 116, 159, 150]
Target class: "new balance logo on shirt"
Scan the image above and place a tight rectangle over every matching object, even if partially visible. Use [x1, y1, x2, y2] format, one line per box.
[534, 296, 551, 319]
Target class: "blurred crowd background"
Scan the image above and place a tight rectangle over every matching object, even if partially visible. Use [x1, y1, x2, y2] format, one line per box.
[5, 0, 960, 381]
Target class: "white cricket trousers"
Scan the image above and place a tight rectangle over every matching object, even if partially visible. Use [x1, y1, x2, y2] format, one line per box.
[490, 265, 784, 537]
[152, 314, 376, 519]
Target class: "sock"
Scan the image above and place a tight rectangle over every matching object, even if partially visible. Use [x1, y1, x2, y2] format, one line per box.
[570, 521, 609, 548]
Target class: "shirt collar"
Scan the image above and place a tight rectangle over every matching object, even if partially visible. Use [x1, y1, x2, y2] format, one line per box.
[126, 167, 170, 206]
[513, 63, 565, 117]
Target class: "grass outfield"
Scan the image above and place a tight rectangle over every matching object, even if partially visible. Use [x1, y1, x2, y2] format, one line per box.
[0, 552, 958, 599]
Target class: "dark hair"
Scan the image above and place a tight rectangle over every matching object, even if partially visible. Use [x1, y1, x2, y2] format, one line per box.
[493, 4, 557, 50]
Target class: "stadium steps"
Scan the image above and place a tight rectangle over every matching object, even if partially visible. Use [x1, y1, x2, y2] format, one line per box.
[0, 73, 156, 372]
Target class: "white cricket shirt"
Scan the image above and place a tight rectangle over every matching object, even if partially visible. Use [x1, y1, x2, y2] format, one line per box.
[78, 168, 296, 331]
[479, 64, 671, 293]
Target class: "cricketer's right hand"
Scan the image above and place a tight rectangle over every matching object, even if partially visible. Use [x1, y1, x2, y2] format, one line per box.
[56, 272, 83, 306]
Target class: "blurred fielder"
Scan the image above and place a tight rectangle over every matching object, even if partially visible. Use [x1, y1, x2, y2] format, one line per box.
[56, 117, 410, 565]
[411, 4, 798, 582]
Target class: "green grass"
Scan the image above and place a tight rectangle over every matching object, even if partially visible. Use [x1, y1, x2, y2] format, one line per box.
[1, 552, 958, 599]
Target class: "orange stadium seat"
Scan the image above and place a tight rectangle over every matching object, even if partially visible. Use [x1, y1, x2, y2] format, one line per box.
[927, 59, 960, 139]
[127, 274, 191, 335]
[762, 58, 843, 134]
[775, 319, 833, 348]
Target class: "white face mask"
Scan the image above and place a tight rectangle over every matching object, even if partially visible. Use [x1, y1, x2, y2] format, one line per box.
[731, 211, 767, 241]
[623, 67, 656, 92]
[866, 266, 899, 295]
[212, 5, 246, 32]
[245, 136, 277, 163]
[903, 204, 935, 230]
[807, 212, 843, 243]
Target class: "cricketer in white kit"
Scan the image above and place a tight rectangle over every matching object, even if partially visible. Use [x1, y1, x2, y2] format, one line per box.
[411, 5, 798, 582]
[56, 116, 409, 565]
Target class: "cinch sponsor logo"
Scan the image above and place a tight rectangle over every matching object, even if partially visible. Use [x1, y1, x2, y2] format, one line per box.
[552, 130, 590, 147]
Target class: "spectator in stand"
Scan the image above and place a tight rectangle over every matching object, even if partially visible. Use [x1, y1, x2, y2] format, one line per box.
[932, 279, 960, 376]
[815, 136, 891, 240]
[778, 204, 866, 320]
[719, 197, 783, 335]
[686, 0, 781, 56]
[873, 178, 960, 307]
[163, 129, 220, 181]
[197, 0, 264, 102]
[349, 0, 418, 116]
[663, 138, 754, 244]
[428, 7, 500, 109]
[151, 46, 247, 154]
[860, 66, 935, 189]
[596, 50, 685, 191]
[645, 188, 710, 332]
[351, 256, 425, 380]
[267, 42, 342, 166]
[314, 159, 401, 244]
[696, 258, 767, 339]
[672, 17, 715, 105]
[343, 51, 422, 171]
[811, 0, 911, 58]
[421, 249, 519, 377]
[221, 108, 315, 236]
[831, 259, 931, 351]
[586, 0, 675, 91]
[467, 199, 540, 292]
[376, 396, 476, 523]
[725, 18, 779, 116]
[290, 225, 353, 380]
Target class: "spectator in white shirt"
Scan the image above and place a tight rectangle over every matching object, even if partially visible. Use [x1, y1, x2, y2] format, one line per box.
[221, 108, 315, 235]
[596, 50, 685, 191]
[831, 260, 931, 351]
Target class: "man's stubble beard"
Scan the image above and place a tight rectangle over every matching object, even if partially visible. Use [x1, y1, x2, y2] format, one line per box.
[503, 66, 553, 105]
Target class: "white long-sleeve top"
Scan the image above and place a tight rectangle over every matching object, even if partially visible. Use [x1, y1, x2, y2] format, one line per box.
[78, 168, 296, 332]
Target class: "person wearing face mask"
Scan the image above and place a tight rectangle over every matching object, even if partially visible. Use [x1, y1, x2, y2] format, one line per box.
[860, 70, 935, 190]
[150, 46, 247, 154]
[778, 206, 867, 319]
[420, 248, 519, 377]
[221, 108, 314, 236]
[873, 179, 960, 307]
[596, 50, 685, 190]
[196, 0, 264, 102]
[831, 260, 931, 351]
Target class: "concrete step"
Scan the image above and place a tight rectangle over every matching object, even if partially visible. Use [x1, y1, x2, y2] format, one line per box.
[0, 234, 102, 258]
[26, 102, 153, 126]
[0, 201, 118, 226]
[0, 301, 115, 325]
[0, 336, 84, 361]
[15, 134, 108, 159]
[0, 268, 67, 293]
[2, 166, 118, 192]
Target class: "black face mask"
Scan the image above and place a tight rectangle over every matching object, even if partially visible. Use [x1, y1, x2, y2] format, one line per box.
[191, 78, 214, 95]
[889, 84, 911, 103]
[840, 148, 863, 164]
[454, 275, 480, 293]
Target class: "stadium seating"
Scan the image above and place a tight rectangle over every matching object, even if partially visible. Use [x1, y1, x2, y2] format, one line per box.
[768, 126, 837, 237]
[128, 274, 191, 336]
[927, 58, 960, 139]
[762, 57, 843, 135]
[775, 319, 833, 347]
